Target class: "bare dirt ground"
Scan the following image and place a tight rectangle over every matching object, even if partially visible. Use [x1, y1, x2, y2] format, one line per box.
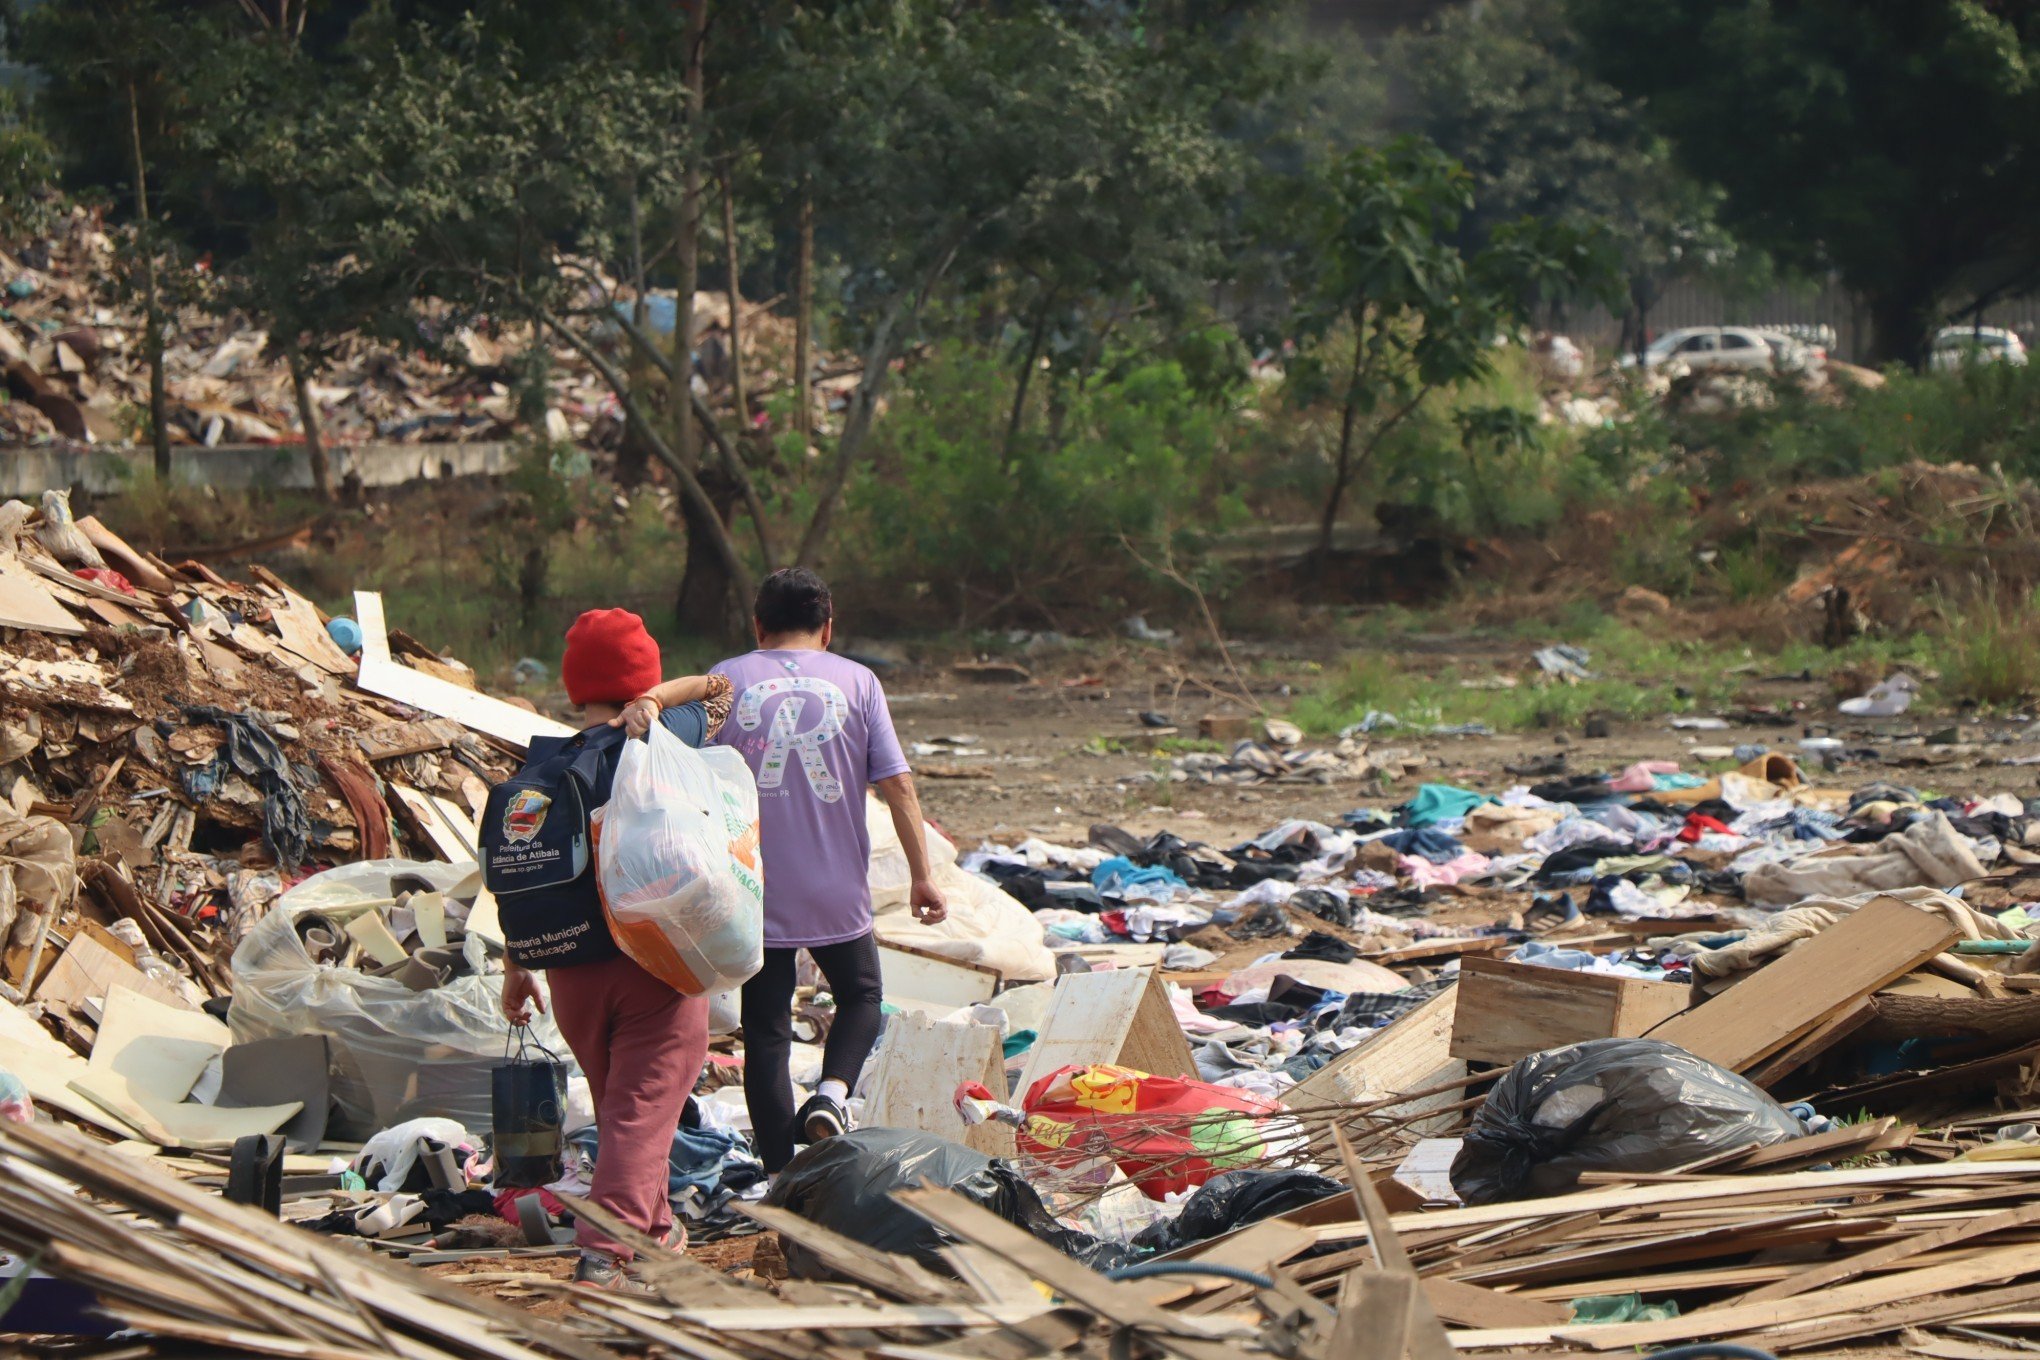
[889, 646, 2040, 853]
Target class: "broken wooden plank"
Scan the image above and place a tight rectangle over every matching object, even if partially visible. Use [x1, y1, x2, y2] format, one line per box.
[1287, 987, 1465, 1135]
[1744, 994, 1877, 1088]
[0, 551, 86, 634]
[1645, 897, 1960, 1071]
[353, 591, 572, 750]
[354, 718, 468, 763]
[1731, 1201, 2040, 1307]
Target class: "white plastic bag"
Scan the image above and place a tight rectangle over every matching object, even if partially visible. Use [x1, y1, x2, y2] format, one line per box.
[596, 724, 763, 996]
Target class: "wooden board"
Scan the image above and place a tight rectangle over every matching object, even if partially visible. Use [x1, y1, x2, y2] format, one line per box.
[879, 940, 1001, 1013]
[1288, 987, 1465, 1133]
[0, 995, 144, 1139]
[1745, 995, 1877, 1087]
[1731, 1200, 2040, 1306]
[1554, 1242, 2040, 1351]
[863, 1010, 1014, 1158]
[1645, 897, 1959, 1070]
[1016, 966, 1196, 1094]
[1422, 1275, 1568, 1329]
[355, 718, 467, 763]
[1450, 956, 1692, 1066]
[34, 925, 195, 1015]
[389, 783, 480, 865]
[353, 591, 572, 750]
[0, 552, 85, 634]
[1304, 1160, 2040, 1246]
[75, 516, 176, 592]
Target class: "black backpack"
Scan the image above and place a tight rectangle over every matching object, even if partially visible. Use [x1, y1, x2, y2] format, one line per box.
[482, 725, 626, 969]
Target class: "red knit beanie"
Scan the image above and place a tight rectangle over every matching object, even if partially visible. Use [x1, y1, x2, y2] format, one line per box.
[561, 609, 662, 707]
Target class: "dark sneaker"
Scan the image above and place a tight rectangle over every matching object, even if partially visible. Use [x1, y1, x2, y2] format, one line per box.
[797, 1091, 849, 1144]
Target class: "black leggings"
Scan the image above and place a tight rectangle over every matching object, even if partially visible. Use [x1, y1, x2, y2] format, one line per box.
[740, 932, 884, 1172]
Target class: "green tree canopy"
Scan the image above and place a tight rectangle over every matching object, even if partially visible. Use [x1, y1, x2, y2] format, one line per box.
[1567, 0, 2040, 367]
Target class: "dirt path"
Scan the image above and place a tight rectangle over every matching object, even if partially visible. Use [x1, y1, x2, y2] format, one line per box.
[893, 648, 2040, 853]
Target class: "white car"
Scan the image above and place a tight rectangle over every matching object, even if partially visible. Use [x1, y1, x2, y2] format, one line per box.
[1931, 326, 2028, 370]
[1620, 326, 1814, 373]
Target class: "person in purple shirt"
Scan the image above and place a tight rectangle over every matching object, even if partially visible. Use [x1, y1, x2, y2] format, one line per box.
[622, 568, 945, 1170]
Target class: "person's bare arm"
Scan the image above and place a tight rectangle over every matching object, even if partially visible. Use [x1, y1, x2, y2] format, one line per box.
[874, 772, 947, 924]
[617, 674, 732, 736]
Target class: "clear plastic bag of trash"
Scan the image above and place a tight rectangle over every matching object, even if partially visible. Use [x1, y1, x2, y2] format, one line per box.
[595, 725, 763, 996]
[229, 859, 568, 1141]
[761, 1127, 1133, 1275]
[1450, 1038, 1805, 1205]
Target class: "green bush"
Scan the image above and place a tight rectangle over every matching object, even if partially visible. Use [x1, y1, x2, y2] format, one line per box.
[841, 345, 1246, 626]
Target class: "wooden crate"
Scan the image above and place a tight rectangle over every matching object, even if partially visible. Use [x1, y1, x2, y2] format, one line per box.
[1449, 955, 1694, 1067]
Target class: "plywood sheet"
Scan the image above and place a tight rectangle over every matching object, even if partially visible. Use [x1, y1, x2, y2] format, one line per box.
[1452, 957, 1690, 1066]
[0, 552, 85, 634]
[863, 1010, 1014, 1157]
[0, 996, 143, 1138]
[1646, 898, 1959, 1070]
[36, 927, 195, 1014]
[879, 941, 1000, 1013]
[354, 591, 571, 749]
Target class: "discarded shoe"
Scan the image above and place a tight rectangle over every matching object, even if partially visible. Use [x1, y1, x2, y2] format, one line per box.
[1525, 893, 1579, 933]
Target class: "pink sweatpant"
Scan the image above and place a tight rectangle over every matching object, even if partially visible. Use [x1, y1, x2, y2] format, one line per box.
[547, 952, 710, 1261]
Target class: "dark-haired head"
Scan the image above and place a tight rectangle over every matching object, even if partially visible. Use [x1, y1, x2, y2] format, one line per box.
[753, 567, 834, 644]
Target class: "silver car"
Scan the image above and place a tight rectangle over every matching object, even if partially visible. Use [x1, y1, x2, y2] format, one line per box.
[1620, 326, 1815, 373]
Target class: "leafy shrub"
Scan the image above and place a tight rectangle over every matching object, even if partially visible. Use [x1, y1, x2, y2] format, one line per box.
[840, 345, 1246, 627]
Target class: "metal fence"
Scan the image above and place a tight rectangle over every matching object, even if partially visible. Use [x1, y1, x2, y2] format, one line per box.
[1561, 277, 2040, 365]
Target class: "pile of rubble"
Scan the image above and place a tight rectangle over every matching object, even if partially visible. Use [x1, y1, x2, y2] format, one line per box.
[15, 481, 2040, 1354]
[0, 209, 836, 451]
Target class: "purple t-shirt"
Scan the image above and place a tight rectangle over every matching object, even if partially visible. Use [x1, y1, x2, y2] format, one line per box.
[711, 648, 911, 948]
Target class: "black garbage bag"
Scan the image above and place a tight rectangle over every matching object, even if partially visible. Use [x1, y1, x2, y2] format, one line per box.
[1451, 1039, 1805, 1205]
[1131, 1169, 1344, 1254]
[761, 1128, 1133, 1276]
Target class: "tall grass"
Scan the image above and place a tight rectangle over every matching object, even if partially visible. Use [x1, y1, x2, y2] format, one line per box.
[1941, 589, 2040, 707]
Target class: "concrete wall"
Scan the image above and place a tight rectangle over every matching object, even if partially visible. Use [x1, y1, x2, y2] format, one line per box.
[0, 441, 518, 499]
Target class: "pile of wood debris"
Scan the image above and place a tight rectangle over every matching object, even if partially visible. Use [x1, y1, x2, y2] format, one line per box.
[0, 488, 559, 1027]
[0, 208, 830, 451]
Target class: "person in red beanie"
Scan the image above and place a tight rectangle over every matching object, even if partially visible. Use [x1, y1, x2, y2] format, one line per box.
[498, 608, 733, 1291]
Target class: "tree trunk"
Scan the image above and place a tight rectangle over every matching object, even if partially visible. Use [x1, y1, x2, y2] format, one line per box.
[793, 189, 814, 451]
[535, 302, 756, 605]
[672, 0, 706, 470]
[1867, 289, 1937, 371]
[126, 81, 169, 479]
[284, 340, 331, 501]
[676, 465, 745, 639]
[1001, 291, 1053, 469]
[618, 182, 651, 488]
[1316, 326, 1369, 563]
[792, 224, 971, 565]
[719, 166, 749, 439]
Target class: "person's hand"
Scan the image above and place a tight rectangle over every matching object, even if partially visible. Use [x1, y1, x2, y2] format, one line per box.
[910, 878, 948, 925]
[502, 965, 547, 1025]
[614, 695, 662, 738]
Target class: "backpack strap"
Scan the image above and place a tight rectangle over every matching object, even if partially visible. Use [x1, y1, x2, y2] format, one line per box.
[564, 724, 628, 789]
